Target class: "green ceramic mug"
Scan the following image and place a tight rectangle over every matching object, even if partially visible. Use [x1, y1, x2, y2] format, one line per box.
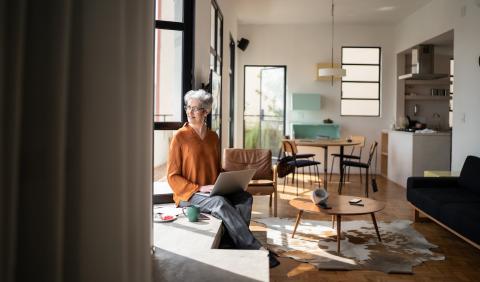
[182, 205, 200, 222]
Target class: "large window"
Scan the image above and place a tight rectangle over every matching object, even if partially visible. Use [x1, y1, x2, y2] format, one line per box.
[154, 0, 194, 129]
[153, 0, 194, 184]
[209, 0, 223, 136]
[341, 47, 381, 116]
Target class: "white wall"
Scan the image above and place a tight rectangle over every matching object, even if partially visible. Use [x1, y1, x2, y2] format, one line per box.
[452, 1, 480, 170]
[217, 0, 239, 149]
[194, 1, 211, 88]
[237, 23, 395, 172]
[195, 0, 239, 150]
[394, 0, 480, 171]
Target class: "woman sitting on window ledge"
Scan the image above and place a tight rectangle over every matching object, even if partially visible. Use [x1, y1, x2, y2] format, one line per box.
[167, 89, 279, 268]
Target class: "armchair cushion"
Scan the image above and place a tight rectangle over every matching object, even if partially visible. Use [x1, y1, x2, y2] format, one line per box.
[249, 179, 275, 186]
[246, 185, 275, 195]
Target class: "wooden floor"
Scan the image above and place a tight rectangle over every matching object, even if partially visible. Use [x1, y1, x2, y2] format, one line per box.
[251, 173, 480, 282]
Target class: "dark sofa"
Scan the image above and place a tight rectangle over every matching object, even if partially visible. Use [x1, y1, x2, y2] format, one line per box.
[407, 155, 480, 249]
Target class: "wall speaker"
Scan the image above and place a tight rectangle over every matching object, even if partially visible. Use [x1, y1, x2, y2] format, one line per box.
[237, 38, 250, 51]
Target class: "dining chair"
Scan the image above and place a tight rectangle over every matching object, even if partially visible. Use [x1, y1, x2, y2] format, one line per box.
[340, 141, 378, 197]
[329, 135, 366, 182]
[281, 140, 321, 196]
[281, 139, 317, 187]
[281, 136, 316, 160]
[222, 148, 278, 217]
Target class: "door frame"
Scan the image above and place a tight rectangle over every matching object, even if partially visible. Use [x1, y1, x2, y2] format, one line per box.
[228, 35, 235, 147]
[242, 65, 287, 148]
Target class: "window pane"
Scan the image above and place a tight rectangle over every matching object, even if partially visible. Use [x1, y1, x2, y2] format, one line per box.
[154, 29, 183, 122]
[342, 82, 379, 99]
[244, 67, 261, 116]
[155, 0, 183, 22]
[210, 5, 215, 48]
[343, 65, 379, 82]
[342, 48, 379, 64]
[211, 72, 221, 136]
[341, 100, 379, 116]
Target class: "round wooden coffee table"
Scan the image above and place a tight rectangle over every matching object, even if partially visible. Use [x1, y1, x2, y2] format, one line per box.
[289, 195, 385, 253]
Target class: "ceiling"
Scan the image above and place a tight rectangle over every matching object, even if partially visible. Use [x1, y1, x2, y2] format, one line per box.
[235, 0, 432, 25]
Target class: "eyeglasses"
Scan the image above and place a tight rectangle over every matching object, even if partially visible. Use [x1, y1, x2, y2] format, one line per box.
[184, 105, 205, 113]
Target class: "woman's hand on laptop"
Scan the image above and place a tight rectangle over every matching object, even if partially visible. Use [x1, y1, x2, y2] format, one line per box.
[199, 185, 214, 193]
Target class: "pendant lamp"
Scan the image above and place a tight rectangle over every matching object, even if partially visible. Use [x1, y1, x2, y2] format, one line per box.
[318, 0, 346, 85]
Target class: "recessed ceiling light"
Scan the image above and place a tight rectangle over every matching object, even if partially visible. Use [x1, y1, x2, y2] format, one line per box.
[377, 6, 396, 12]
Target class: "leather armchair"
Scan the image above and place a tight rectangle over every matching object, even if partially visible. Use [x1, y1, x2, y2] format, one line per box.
[222, 148, 278, 217]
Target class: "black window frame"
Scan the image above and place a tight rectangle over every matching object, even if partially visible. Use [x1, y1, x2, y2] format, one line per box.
[208, 0, 223, 139]
[154, 0, 195, 131]
[340, 46, 381, 117]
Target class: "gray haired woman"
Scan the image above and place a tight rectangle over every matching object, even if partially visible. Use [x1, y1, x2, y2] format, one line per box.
[167, 89, 280, 268]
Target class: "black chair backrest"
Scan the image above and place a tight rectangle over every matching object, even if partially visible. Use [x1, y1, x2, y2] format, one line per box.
[366, 141, 378, 167]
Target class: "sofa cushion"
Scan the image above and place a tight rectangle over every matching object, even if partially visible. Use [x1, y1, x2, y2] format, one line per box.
[438, 202, 480, 245]
[407, 186, 480, 218]
[459, 155, 480, 195]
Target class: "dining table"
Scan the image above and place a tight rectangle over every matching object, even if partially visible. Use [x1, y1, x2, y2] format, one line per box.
[295, 138, 360, 193]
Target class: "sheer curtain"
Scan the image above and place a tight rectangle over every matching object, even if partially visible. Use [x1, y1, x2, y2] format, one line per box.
[1, 0, 153, 281]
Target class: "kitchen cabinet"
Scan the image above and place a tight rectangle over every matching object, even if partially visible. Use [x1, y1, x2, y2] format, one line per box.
[387, 130, 451, 187]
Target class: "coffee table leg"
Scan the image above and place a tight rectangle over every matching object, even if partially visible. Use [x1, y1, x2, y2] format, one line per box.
[336, 215, 341, 253]
[371, 213, 381, 242]
[331, 215, 335, 229]
[292, 210, 303, 238]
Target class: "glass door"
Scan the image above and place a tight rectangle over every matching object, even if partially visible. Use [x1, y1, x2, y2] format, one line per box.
[244, 66, 286, 157]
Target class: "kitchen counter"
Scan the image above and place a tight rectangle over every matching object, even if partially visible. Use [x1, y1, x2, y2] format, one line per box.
[388, 130, 451, 187]
[391, 130, 451, 136]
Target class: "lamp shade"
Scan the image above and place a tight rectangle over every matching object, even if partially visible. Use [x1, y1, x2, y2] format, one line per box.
[318, 67, 346, 77]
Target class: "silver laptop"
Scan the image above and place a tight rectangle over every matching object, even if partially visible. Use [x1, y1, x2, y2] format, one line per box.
[197, 169, 256, 197]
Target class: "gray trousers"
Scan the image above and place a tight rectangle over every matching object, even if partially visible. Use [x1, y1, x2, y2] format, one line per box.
[181, 191, 262, 250]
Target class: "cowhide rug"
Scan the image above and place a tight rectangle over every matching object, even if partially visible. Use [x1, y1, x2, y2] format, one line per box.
[252, 218, 444, 273]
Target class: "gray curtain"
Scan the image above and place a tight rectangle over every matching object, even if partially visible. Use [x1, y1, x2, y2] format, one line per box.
[1, 0, 153, 281]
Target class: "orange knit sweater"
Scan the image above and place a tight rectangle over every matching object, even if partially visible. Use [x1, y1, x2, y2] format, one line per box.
[167, 123, 220, 205]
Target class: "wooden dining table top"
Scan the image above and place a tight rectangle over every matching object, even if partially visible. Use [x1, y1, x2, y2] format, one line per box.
[294, 138, 360, 147]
